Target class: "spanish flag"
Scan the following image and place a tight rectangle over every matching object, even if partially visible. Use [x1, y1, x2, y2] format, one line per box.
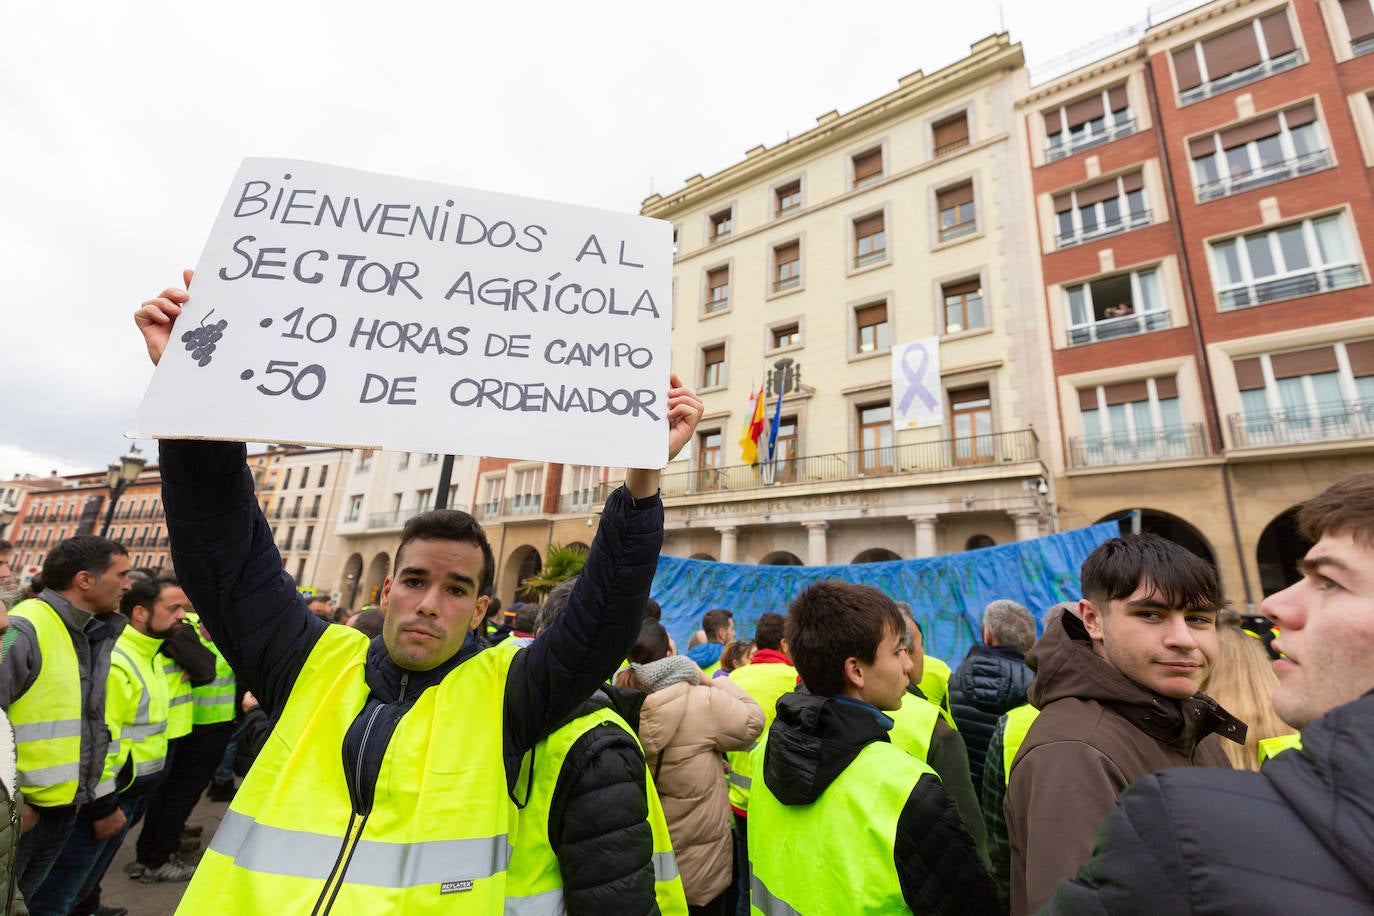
[739, 385, 766, 465]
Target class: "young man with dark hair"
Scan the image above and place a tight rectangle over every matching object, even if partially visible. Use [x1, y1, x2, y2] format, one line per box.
[134, 275, 703, 913]
[748, 581, 996, 914]
[1005, 534, 1244, 915]
[724, 611, 796, 914]
[2, 535, 131, 902]
[688, 608, 735, 676]
[1046, 472, 1374, 913]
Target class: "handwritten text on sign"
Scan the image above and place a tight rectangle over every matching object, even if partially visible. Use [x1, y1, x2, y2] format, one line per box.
[135, 158, 674, 468]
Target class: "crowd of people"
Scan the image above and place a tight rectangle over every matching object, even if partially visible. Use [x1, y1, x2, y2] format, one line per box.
[0, 279, 1368, 915]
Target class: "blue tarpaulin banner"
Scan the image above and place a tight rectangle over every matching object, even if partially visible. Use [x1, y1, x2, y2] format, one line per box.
[651, 521, 1119, 667]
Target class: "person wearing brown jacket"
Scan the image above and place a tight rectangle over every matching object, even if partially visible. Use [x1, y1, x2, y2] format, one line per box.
[1005, 534, 1245, 916]
[619, 621, 764, 915]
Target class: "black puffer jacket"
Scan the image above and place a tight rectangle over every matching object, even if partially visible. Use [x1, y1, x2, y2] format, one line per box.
[1045, 689, 1374, 915]
[948, 645, 1033, 793]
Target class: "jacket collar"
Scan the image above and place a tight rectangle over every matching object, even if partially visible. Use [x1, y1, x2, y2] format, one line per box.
[364, 627, 483, 703]
[116, 622, 165, 662]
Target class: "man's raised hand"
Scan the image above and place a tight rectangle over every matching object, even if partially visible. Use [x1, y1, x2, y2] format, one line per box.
[134, 269, 193, 365]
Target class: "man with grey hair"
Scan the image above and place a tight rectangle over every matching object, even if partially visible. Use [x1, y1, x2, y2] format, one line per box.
[949, 599, 1038, 795]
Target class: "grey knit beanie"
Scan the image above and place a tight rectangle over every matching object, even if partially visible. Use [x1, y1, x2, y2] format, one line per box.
[631, 655, 702, 693]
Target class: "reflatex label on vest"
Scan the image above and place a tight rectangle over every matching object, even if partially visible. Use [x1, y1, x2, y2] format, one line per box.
[441, 879, 474, 895]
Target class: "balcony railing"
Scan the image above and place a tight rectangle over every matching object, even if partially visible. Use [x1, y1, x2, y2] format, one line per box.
[505, 495, 544, 516]
[1355, 35, 1374, 56]
[1056, 208, 1152, 249]
[1068, 308, 1170, 346]
[1068, 423, 1208, 468]
[593, 429, 1039, 500]
[1228, 398, 1374, 448]
[477, 501, 502, 521]
[1217, 264, 1363, 311]
[934, 136, 970, 157]
[558, 490, 600, 514]
[1179, 51, 1302, 106]
[1196, 149, 1332, 202]
[1046, 118, 1136, 162]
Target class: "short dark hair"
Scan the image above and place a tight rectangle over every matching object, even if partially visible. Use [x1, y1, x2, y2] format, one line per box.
[513, 603, 539, 633]
[629, 619, 672, 665]
[753, 612, 786, 651]
[395, 510, 495, 596]
[307, 594, 330, 607]
[702, 608, 733, 642]
[1080, 534, 1223, 613]
[42, 536, 129, 591]
[350, 608, 385, 638]
[1297, 471, 1374, 548]
[644, 597, 662, 621]
[0, 538, 13, 554]
[535, 577, 577, 634]
[785, 581, 904, 697]
[120, 575, 178, 617]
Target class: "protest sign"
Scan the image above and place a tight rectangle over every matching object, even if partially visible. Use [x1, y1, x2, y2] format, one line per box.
[891, 337, 942, 429]
[136, 158, 674, 468]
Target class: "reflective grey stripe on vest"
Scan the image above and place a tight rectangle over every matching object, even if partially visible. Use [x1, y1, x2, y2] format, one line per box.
[211, 809, 513, 888]
[169, 694, 192, 707]
[95, 777, 117, 798]
[134, 758, 165, 777]
[504, 887, 563, 915]
[728, 772, 751, 790]
[123, 721, 167, 740]
[203, 675, 234, 688]
[113, 646, 157, 731]
[12, 719, 82, 743]
[653, 850, 680, 882]
[751, 873, 802, 916]
[193, 694, 235, 706]
[19, 762, 81, 787]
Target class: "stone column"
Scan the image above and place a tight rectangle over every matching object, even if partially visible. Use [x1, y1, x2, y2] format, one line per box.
[717, 525, 738, 563]
[1010, 510, 1042, 542]
[804, 521, 829, 566]
[909, 514, 938, 558]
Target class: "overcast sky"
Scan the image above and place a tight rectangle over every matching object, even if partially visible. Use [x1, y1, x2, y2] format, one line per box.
[2, 0, 1142, 480]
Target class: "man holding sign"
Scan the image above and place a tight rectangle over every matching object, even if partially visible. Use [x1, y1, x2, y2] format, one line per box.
[134, 272, 701, 914]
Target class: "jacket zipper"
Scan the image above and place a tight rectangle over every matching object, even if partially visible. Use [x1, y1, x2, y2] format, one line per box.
[313, 672, 409, 914]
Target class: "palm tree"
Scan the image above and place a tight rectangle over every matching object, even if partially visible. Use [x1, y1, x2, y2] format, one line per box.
[520, 542, 589, 598]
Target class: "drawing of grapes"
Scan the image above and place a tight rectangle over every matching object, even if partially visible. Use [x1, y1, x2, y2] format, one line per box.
[181, 311, 227, 367]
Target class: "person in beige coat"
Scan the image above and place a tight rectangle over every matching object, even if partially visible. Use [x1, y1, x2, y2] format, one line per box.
[617, 620, 764, 915]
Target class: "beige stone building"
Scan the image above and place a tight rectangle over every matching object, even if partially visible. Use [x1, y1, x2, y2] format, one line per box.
[640, 34, 1056, 567]
[251, 446, 353, 600]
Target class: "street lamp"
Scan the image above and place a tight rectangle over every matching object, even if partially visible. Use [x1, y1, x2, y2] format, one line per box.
[100, 445, 147, 538]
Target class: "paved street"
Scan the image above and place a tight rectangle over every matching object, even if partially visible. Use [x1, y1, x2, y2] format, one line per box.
[97, 791, 229, 916]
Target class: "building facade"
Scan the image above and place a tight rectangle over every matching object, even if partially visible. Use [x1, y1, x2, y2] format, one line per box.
[640, 35, 1055, 568]
[1021, 0, 1374, 606]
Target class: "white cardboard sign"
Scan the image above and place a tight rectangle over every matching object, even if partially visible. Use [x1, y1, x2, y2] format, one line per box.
[891, 337, 943, 430]
[136, 158, 674, 468]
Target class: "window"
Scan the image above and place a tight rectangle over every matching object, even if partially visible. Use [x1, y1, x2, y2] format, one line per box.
[282, 468, 293, 489]
[283, 526, 295, 551]
[937, 182, 976, 241]
[771, 323, 800, 350]
[480, 477, 504, 518]
[397, 453, 410, 469]
[951, 385, 994, 465]
[318, 466, 328, 487]
[702, 344, 726, 389]
[855, 302, 890, 355]
[1074, 377, 1194, 466]
[292, 495, 303, 518]
[932, 111, 970, 156]
[416, 489, 433, 512]
[1190, 103, 1328, 201]
[773, 241, 801, 292]
[706, 266, 730, 313]
[390, 492, 403, 515]
[852, 147, 883, 188]
[1044, 84, 1133, 160]
[296, 558, 307, 582]
[1054, 172, 1149, 247]
[345, 495, 363, 522]
[710, 207, 733, 242]
[943, 278, 986, 334]
[447, 485, 459, 508]
[310, 494, 321, 518]
[775, 180, 801, 216]
[1210, 213, 1362, 310]
[858, 404, 893, 472]
[299, 466, 310, 488]
[564, 465, 600, 512]
[513, 468, 541, 514]
[853, 213, 886, 267]
[301, 526, 315, 550]
[1173, 11, 1301, 104]
[1343, 0, 1374, 55]
[1065, 267, 1170, 345]
[672, 225, 679, 256]
[774, 416, 799, 483]
[422, 453, 440, 465]
[697, 430, 723, 489]
[1233, 341, 1374, 446]
[356, 451, 373, 472]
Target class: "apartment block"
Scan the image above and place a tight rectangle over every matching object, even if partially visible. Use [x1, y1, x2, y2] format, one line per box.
[1021, 0, 1374, 605]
